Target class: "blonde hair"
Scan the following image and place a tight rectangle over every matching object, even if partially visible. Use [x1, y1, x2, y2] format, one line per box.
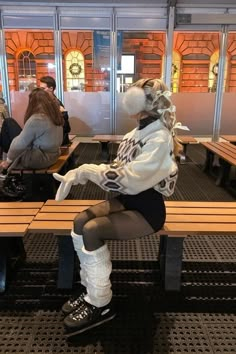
[132, 78, 182, 156]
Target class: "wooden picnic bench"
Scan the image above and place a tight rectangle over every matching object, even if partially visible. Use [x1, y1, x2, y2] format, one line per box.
[201, 141, 236, 188]
[9, 140, 80, 200]
[28, 199, 236, 292]
[220, 135, 236, 145]
[29, 199, 104, 288]
[177, 135, 198, 162]
[92, 135, 123, 161]
[0, 201, 44, 293]
[92, 134, 198, 162]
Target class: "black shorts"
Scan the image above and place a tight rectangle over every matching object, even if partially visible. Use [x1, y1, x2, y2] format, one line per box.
[116, 188, 166, 231]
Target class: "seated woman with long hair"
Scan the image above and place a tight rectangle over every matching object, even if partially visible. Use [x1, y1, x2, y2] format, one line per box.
[0, 88, 63, 172]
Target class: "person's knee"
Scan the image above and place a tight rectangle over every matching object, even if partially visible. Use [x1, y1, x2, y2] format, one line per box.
[83, 220, 103, 251]
[73, 211, 90, 235]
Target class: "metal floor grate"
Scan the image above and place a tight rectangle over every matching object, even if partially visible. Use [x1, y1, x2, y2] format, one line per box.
[0, 310, 235, 353]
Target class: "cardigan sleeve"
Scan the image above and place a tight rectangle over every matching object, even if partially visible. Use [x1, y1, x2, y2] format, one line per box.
[75, 132, 177, 194]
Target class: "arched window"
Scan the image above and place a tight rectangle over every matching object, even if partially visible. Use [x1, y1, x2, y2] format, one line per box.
[65, 50, 85, 91]
[172, 51, 181, 93]
[18, 50, 37, 92]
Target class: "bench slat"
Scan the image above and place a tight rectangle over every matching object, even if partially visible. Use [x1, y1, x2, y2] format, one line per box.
[0, 209, 41, 216]
[29, 220, 72, 234]
[40, 206, 90, 213]
[35, 213, 77, 220]
[0, 224, 29, 236]
[166, 201, 236, 207]
[162, 222, 236, 234]
[0, 202, 44, 209]
[166, 207, 236, 215]
[92, 135, 123, 143]
[177, 135, 198, 144]
[44, 200, 104, 206]
[166, 214, 236, 222]
[0, 216, 35, 223]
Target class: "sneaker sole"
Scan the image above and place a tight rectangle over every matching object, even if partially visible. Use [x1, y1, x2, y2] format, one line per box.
[64, 312, 116, 337]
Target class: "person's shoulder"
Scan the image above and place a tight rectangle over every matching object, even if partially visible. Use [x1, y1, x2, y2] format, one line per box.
[57, 97, 64, 108]
[26, 114, 50, 126]
[28, 113, 45, 120]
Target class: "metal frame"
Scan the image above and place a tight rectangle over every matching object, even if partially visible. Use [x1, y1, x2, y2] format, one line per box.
[0, 2, 235, 138]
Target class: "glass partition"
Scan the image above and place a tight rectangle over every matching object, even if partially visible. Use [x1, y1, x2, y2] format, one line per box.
[4, 29, 55, 127]
[62, 30, 111, 136]
[116, 31, 166, 134]
[170, 31, 220, 136]
[221, 32, 236, 135]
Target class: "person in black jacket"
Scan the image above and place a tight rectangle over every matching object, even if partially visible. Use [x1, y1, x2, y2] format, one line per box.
[39, 76, 71, 146]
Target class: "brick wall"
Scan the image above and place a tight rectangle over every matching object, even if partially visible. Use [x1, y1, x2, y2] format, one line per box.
[3, 30, 236, 93]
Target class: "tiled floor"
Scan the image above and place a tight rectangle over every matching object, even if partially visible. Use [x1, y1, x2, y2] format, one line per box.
[0, 143, 235, 353]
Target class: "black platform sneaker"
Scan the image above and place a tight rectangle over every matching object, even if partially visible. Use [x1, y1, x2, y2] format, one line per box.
[62, 287, 87, 315]
[64, 299, 116, 337]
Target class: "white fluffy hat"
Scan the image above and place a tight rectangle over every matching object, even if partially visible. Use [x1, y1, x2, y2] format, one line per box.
[122, 86, 146, 115]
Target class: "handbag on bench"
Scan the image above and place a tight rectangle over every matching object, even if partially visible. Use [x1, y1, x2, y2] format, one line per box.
[2, 175, 26, 199]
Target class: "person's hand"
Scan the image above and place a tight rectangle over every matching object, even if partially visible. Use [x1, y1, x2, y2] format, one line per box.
[53, 165, 89, 201]
[53, 169, 78, 201]
[60, 105, 66, 112]
[0, 160, 10, 170]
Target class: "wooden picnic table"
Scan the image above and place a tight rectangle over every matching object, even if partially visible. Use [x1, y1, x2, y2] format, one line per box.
[201, 141, 236, 188]
[92, 135, 123, 161]
[220, 135, 236, 144]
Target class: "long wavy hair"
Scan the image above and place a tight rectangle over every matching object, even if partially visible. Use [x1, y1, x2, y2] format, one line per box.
[24, 88, 63, 126]
[132, 78, 182, 156]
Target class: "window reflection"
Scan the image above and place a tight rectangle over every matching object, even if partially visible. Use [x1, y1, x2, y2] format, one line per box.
[173, 32, 220, 93]
[65, 50, 85, 91]
[5, 29, 55, 126]
[18, 50, 37, 92]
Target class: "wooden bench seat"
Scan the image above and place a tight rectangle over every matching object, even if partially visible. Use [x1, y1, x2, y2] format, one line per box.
[201, 141, 236, 188]
[220, 135, 236, 144]
[11, 140, 80, 175]
[0, 202, 44, 293]
[177, 135, 198, 151]
[29, 199, 236, 291]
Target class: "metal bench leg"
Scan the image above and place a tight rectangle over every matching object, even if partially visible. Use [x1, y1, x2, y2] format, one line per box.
[159, 235, 184, 292]
[0, 238, 11, 293]
[57, 235, 75, 289]
[216, 159, 231, 187]
[203, 150, 214, 173]
[100, 142, 109, 161]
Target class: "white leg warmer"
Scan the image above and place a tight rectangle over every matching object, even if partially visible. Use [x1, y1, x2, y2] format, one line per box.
[82, 244, 112, 308]
[71, 230, 87, 287]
